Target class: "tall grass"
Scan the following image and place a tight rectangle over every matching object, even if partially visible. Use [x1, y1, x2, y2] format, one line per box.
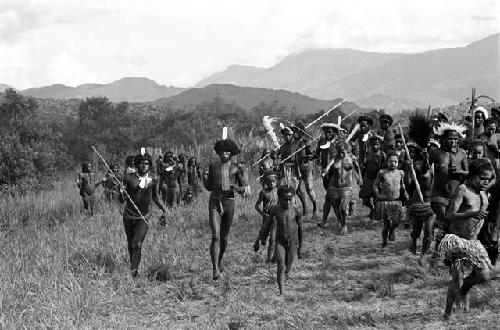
[1, 170, 499, 328]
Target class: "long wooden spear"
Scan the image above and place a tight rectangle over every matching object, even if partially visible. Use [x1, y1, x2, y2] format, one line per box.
[397, 124, 424, 203]
[91, 146, 150, 226]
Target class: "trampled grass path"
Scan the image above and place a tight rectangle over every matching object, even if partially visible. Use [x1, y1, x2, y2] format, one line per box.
[1, 178, 499, 328]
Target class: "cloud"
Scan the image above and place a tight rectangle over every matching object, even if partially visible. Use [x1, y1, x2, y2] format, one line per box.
[0, 0, 111, 42]
[0, 0, 499, 89]
[47, 52, 100, 86]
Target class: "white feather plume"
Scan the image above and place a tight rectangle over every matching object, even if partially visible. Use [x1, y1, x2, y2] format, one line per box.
[140, 147, 145, 156]
[263, 116, 281, 149]
[222, 127, 228, 140]
[433, 122, 467, 138]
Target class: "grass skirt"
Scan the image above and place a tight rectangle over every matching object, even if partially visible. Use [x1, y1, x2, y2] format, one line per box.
[373, 200, 404, 224]
[439, 234, 493, 276]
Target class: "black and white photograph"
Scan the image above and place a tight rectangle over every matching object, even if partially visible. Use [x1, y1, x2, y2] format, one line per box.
[1, 0, 499, 327]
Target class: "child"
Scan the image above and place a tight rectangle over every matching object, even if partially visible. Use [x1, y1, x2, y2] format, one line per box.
[359, 136, 386, 217]
[407, 146, 435, 260]
[319, 142, 362, 235]
[76, 162, 102, 216]
[373, 151, 408, 247]
[259, 186, 303, 295]
[468, 140, 496, 187]
[203, 138, 247, 280]
[440, 159, 494, 319]
[258, 148, 275, 189]
[253, 170, 278, 262]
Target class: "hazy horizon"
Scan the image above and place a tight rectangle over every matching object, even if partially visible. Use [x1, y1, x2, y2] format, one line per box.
[1, 0, 499, 89]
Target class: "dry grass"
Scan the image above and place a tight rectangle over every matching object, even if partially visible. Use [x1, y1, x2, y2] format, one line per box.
[1, 176, 499, 329]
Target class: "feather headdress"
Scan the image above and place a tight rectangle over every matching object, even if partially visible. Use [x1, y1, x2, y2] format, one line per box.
[409, 113, 433, 148]
[474, 106, 489, 119]
[263, 116, 281, 149]
[433, 122, 467, 138]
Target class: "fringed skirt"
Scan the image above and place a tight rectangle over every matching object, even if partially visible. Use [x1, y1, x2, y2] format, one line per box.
[408, 203, 434, 221]
[439, 234, 493, 276]
[373, 200, 404, 224]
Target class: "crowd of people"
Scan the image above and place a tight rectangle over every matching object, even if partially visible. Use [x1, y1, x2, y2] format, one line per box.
[75, 105, 500, 319]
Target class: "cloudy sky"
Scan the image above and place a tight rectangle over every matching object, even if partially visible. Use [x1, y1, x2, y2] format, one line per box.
[0, 0, 498, 89]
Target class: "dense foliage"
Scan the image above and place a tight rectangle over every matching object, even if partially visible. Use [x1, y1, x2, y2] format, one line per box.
[2, 89, 396, 189]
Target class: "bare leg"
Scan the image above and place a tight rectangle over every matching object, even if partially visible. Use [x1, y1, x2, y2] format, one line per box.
[460, 269, 491, 311]
[339, 197, 350, 235]
[275, 243, 286, 295]
[431, 203, 447, 268]
[422, 214, 436, 256]
[209, 204, 222, 280]
[444, 261, 464, 319]
[319, 195, 332, 227]
[218, 199, 235, 273]
[382, 217, 390, 247]
[296, 180, 307, 216]
[285, 242, 294, 278]
[410, 213, 423, 255]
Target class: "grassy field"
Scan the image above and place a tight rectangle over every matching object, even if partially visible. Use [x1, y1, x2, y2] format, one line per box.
[1, 176, 499, 329]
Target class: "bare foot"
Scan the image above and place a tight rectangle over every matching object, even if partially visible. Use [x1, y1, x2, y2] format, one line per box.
[463, 291, 470, 312]
[213, 270, 220, 280]
[317, 222, 327, 228]
[340, 226, 348, 235]
[442, 313, 452, 321]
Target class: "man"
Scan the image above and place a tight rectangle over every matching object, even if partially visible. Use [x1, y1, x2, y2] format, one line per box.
[314, 123, 343, 172]
[293, 122, 317, 217]
[121, 150, 167, 277]
[478, 118, 500, 176]
[378, 114, 395, 153]
[203, 138, 247, 280]
[278, 126, 300, 191]
[429, 124, 468, 264]
[351, 116, 375, 175]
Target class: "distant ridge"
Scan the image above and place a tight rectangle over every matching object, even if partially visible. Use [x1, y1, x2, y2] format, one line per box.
[22, 77, 185, 102]
[196, 33, 500, 112]
[152, 84, 361, 115]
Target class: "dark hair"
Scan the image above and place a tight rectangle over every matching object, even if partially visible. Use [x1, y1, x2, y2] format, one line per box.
[386, 151, 399, 159]
[469, 139, 485, 151]
[468, 159, 493, 178]
[214, 139, 240, 155]
[134, 153, 153, 166]
[188, 157, 197, 166]
[379, 114, 393, 125]
[278, 185, 295, 197]
[125, 155, 135, 166]
[369, 136, 381, 143]
[484, 118, 498, 127]
[357, 116, 373, 126]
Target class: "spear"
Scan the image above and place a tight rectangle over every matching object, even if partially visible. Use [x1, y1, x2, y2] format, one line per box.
[397, 124, 424, 203]
[91, 146, 149, 226]
[305, 98, 348, 129]
[252, 99, 351, 167]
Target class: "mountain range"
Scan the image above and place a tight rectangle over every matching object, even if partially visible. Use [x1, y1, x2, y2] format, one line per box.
[197, 33, 499, 111]
[21, 77, 185, 103]
[151, 84, 360, 115]
[2, 33, 498, 113]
